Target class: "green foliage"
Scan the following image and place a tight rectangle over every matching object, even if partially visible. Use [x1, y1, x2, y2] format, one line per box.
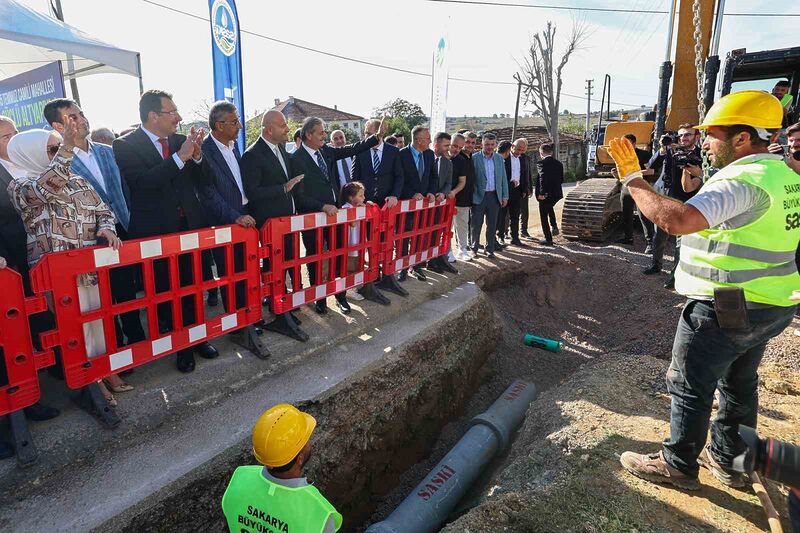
[384, 117, 412, 142]
[373, 98, 427, 128]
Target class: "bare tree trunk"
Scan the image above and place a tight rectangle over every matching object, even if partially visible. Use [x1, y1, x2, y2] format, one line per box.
[518, 20, 588, 158]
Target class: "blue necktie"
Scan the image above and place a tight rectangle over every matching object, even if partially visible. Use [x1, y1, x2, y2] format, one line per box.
[372, 148, 380, 172]
[416, 153, 424, 178]
[315, 151, 329, 182]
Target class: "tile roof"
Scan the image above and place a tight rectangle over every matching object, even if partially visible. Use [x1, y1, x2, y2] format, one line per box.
[271, 97, 365, 123]
[485, 125, 583, 147]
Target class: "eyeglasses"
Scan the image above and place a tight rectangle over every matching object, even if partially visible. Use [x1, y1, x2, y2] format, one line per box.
[157, 109, 180, 117]
[47, 145, 60, 155]
[218, 118, 241, 126]
[679, 132, 697, 137]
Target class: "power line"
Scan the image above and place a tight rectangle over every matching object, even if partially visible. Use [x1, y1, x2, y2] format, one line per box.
[142, 0, 646, 107]
[421, 0, 800, 17]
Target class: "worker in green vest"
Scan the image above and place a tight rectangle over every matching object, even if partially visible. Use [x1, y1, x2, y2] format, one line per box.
[607, 90, 800, 491]
[222, 404, 342, 532]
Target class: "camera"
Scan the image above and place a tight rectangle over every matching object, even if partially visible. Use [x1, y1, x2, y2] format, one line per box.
[673, 149, 702, 168]
[732, 425, 799, 488]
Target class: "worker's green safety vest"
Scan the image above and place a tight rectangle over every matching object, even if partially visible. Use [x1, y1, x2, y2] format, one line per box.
[781, 93, 793, 108]
[221, 466, 342, 533]
[675, 154, 800, 307]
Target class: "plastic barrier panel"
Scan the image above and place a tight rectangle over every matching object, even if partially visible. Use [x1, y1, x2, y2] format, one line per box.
[381, 197, 455, 275]
[261, 205, 382, 314]
[0, 269, 53, 416]
[29, 225, 262, 389]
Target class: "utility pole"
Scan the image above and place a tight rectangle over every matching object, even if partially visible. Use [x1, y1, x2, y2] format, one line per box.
[584, 79, 593, 141]
[50, 0, 81, 106]
[512, 73, 522, 141]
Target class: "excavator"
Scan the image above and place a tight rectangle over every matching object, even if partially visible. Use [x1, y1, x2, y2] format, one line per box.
[561, 0, 800, 242]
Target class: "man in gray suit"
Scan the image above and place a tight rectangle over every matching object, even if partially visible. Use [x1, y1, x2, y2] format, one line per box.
[471, 133, 509, 258]
[428, 132, 457, 274]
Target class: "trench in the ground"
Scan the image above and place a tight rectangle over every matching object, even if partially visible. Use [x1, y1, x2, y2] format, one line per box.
[109, 250, 679, 533]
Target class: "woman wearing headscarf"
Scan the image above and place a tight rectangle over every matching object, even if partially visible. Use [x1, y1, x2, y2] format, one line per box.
[7, 117, 132, 406]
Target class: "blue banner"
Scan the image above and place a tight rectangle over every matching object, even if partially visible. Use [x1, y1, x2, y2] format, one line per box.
[209, 0, 245, 154]
[0, 62, 65, 131]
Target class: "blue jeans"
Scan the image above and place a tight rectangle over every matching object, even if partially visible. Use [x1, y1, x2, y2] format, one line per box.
[663, 299, 797, 477]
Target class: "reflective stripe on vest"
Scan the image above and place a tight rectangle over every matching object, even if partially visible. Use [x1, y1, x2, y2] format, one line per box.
[678, 260, 798, 284]
[680, 234, 797, 265]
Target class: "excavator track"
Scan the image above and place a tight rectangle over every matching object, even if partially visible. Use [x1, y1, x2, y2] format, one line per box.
[561, 178, 622, 242]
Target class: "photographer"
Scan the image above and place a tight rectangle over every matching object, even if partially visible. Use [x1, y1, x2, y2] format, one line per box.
[645, 124, 702, 288]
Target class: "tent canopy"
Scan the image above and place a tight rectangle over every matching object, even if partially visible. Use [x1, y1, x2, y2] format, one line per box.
[0, 0, 141, 85]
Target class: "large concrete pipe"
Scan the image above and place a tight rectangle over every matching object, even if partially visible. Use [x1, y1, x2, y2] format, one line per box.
[366, 380, 538, 533]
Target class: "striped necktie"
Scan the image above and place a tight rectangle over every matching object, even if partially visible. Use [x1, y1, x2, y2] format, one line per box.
[315, 151, 329, 182]
[372, 148, 380, 172]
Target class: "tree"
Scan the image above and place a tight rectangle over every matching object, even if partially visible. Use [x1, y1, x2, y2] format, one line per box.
[517, 20, 589, 154]
[373, 98, 427, 128]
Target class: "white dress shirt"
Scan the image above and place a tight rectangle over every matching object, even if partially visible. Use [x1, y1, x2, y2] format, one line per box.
[74, 142, 107, 192]
[212, 134, 247, 205]
[510, 154, 521, 186]
[264, 136, 295, 214]
[337, 157, 351, 189]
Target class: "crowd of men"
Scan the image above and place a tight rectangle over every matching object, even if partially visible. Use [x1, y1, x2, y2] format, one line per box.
[0, 90, 568, 460]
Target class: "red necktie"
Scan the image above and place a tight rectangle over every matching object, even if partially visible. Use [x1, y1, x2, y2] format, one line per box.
[158, 138, 169, 160]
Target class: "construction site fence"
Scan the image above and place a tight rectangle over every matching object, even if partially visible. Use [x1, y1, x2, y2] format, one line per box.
[0, 198, 455, 417]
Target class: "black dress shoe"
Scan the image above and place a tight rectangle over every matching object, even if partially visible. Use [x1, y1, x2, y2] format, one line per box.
[195, 341, 218, 359]
[176, 351, 195, 373]
[314, 300, 328, 314]
[510, 238, 523, 246]
[427, 259, 445, 274]
[441, 260, 458, 274]
[616, 237, 634, 245]
[207, 290, 219, 307]
[486, 252, 496, 259]
[522, 232, 533, 239]
[664, 278, 675, 289]
[24, 402, 60, 422]
[262, 297, 270, 307]
[495, 242, 506, 251]
[552, 227, 560, 237]
[398, 270, 408, 282]
[412, 266, 427, 281]
[335, 294, 351, 314]
[642, 265, 661, 275]
[538, 239, 554, 246]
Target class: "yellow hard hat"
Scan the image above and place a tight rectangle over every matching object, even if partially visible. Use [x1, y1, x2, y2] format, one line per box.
[698, 90, 783, 131]
[252, 404, 317, 468]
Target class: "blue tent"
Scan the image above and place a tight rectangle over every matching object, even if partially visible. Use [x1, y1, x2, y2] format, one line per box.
[0, 0, 142, 91]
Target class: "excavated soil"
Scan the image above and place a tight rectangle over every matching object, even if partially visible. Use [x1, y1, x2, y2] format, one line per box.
[429, 243, 800, 533]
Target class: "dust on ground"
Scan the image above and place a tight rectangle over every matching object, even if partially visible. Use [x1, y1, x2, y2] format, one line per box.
[365, 228, 800, 532]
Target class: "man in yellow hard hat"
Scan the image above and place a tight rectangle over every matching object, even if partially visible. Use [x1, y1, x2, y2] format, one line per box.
[608, 91, 800, 490]
[222, 404, 342, 532]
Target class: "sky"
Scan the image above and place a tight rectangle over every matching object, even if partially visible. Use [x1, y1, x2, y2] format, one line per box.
[7, 0, 800, 132]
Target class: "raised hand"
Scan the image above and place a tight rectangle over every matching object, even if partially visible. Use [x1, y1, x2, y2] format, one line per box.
[178, 135, 195, 162]
[61, 115, 79, 149]
[608, 137, 641, 180]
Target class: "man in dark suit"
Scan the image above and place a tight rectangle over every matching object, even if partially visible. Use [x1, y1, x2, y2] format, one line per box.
[290, 116, 380, 314]
[241, 110, 315, 342]
[535, 142, 564, 246]
[495, 140, 513, 245]
[351, 119, 403, 207]
[113, 89, 218, 373]
[504, 139, 531, 246]
[427, 131, 457, 274]
[197, 100, 267, 357]
[397, 126, 437, 281]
